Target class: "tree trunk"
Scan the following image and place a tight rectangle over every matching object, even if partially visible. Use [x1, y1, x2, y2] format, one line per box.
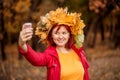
[85, 0, 117, 48]
[0, 0, 6, 60]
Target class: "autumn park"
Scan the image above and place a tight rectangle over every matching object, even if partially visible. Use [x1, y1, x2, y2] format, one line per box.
[0, 0, 120, 80]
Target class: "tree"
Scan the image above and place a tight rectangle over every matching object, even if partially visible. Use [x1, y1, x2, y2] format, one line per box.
[86, 0, 120, 48]
[0, 0, 6, 60]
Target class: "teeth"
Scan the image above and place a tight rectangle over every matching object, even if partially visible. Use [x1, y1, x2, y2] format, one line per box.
[58, 40, 64, 43]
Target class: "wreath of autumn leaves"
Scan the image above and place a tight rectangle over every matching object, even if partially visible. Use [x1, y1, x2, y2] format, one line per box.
[35, 7, 85, 47]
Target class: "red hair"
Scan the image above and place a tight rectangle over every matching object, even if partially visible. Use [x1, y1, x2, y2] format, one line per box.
[47, 24, 74, 49]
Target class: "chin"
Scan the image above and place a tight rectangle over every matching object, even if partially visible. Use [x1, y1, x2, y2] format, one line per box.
[56, 44, 65, 47]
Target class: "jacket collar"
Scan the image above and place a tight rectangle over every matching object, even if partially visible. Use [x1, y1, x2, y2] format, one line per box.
[46, 46, 58, 58]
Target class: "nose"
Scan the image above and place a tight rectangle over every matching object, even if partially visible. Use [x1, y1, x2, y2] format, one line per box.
[59, 34, 63, 39]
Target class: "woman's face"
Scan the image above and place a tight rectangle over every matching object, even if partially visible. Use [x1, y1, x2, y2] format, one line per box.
[52, 26, 70, 47]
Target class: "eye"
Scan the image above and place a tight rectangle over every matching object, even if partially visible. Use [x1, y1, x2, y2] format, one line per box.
[62, 32, 67, 34]
[55, 32, 59, 35]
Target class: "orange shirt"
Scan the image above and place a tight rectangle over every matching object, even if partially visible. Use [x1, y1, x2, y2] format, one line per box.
[58, 49, 84, 80]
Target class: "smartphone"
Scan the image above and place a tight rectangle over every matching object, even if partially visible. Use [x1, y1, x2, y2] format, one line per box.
[23, 23, 32, 29]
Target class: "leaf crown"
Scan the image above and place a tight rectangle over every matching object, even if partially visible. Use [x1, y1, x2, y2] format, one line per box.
[35, 7, 85, 44]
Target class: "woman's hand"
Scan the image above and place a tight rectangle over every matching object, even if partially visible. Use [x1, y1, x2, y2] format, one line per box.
[18, 23, 33, 52]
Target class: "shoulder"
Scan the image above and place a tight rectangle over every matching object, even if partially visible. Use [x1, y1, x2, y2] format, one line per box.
[71, 44, 84, 52]
[44, 46, 57, 54]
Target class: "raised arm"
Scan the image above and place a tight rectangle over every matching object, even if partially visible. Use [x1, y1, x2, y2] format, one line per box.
[18, 23, 50, 66]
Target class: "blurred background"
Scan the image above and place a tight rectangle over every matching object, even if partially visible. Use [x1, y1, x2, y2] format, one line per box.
[0, 0, 120, 80]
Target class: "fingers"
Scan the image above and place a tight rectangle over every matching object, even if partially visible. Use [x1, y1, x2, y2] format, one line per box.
[20, 29, 33, 42]
[18, 23, 33, 48]
[19, 23, 33, 43]
[22, 28, 33, 35]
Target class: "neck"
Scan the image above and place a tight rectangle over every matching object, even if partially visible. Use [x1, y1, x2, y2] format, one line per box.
[56, 46, 71, 54]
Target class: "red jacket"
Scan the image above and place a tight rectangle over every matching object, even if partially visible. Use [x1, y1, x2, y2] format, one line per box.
[18, 44, 89, 80]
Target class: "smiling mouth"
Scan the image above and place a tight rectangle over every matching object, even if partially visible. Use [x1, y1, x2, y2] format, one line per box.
[57, 40, 65, 43]
[58, 41, 64, 43]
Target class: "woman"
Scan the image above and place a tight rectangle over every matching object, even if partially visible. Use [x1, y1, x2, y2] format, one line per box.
[18, 8, 89, 80]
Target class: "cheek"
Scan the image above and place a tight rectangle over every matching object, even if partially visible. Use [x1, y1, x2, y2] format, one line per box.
[52, 34, 58, 40]
[66, 34, 70, 39]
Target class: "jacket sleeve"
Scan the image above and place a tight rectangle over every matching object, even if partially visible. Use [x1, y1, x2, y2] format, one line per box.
[18, 44, 51, 66]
